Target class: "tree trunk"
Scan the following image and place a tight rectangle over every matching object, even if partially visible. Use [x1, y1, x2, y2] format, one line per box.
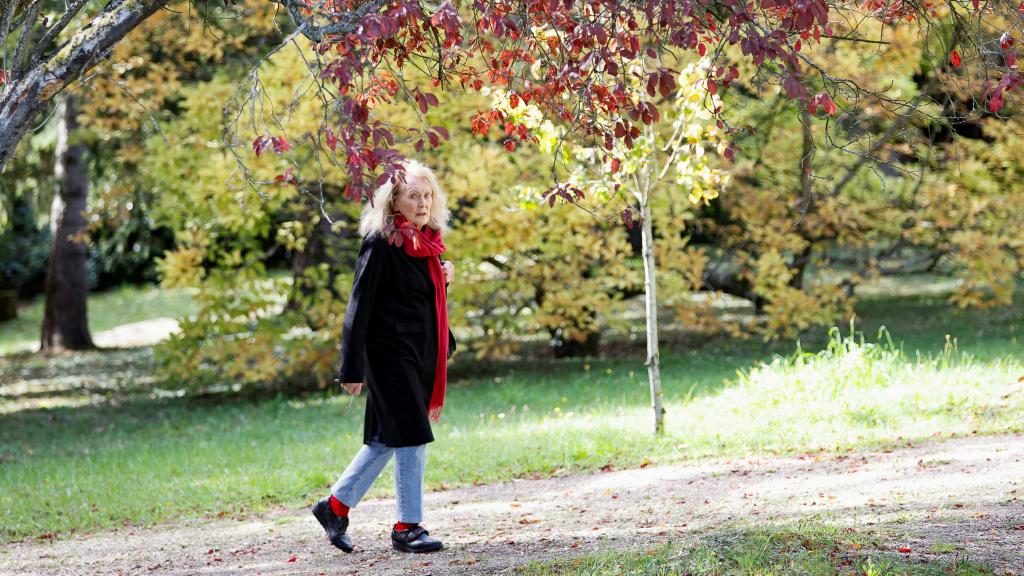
[638, 189, 665, 436]
[40, 97, 95, 352]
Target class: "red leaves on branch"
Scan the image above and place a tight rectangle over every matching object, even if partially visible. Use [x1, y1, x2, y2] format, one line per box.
[415, 125, 451, 151]
[414, 90, 439, 114]
[984, 71, 1022, 113]
[783, 74, 808, 100]
[809, 92, 837, 115]
[646, 68, 677, 98]
[631, 101, 660, 125]
[275, 167, 298, 186]
[430, 0, 463, 48]
[541, 182, 585, 207]
[252, 135, 290, 156]
[471, 110, 498, 136]
[286, 0, 1016, 207]
[272, 136, 290, 154]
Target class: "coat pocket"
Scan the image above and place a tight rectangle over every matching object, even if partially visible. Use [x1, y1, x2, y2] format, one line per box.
[395, 321, 424, 334]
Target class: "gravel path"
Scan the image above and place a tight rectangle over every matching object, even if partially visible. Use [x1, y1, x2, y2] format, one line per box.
[4, 433, 1022, 575]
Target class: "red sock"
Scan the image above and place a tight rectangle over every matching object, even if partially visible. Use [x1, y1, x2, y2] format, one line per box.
[394, 521, 418, 531]
[329, 495, 349, 517]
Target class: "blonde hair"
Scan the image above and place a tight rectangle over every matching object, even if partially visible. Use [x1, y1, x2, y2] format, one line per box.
[358, 159, 450, 239]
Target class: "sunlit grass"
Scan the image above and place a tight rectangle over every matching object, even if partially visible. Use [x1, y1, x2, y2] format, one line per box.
[2, 317, 1022, 541]
[516, 523, 997, 575]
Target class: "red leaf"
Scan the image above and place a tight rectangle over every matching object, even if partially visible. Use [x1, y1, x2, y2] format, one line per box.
[287, 555, 297, 562]
[646, 72, 658, 97]
[252, 135, 269, 156]
[810, 92, 836, 115]
[949, 49, 962, 68]
[620, 208, 634, 229]
[898, 547, 912, 554]
[1001, 32, 1015, 50]
[275, 167, 298, 186]
[271, 136, 290, 154]
[658, 70, 676, 97]
[325, 129, 338, 151]
[504, 139, 516, 152]
[611, 157, 621, 173]
[0, 69, 6, 85]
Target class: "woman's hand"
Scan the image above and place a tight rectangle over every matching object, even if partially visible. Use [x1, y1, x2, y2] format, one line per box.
[442, 261, 455, 284]
[341, 382, 363, 395]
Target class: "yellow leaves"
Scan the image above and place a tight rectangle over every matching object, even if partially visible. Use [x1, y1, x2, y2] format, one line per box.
[276, 221, 309, 253]
[157, 245, 206, 288]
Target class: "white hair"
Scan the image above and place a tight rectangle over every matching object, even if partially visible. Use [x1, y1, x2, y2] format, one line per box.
[358, 159, 450, 239]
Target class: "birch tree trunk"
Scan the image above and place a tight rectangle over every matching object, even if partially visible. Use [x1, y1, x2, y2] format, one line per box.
[40, 96, 95, 352]
[637, 181, 665, 436]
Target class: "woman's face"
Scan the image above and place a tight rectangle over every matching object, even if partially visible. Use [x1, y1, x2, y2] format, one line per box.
[393, 173, 433, 229]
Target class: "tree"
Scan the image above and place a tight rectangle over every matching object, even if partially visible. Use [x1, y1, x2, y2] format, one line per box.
[0, 0, 169, 170]
[40, 95, 95, 351]
[234, 0, 1022, 208]
[530, 59, 728, 435]
[3, 0, 1021, 189]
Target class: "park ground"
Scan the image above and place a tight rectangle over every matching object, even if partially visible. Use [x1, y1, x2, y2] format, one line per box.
[1, 278, 1023, 574]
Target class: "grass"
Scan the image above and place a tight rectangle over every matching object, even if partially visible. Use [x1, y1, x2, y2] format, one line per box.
[0, 283, 1022, 542]
[0, 284, 197, 356]
[516, 523, 997, 575]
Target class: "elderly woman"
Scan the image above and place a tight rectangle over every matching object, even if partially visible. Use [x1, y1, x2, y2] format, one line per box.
[311, 160, 456, 554]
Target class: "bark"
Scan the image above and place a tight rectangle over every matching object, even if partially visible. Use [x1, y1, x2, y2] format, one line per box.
[0, 0, 168, 172]
[40, 96, 96, 352]
[638, 182, 665, 437]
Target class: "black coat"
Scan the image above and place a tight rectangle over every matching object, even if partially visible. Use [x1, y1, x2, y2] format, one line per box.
[339, 233, 456, 448]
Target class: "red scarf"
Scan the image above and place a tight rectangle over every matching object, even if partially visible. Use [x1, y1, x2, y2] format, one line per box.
[391, 214, 448, 422]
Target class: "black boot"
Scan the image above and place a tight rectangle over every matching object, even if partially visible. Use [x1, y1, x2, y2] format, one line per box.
[391, 525, 443, 553]
[311, 497, 353, 553]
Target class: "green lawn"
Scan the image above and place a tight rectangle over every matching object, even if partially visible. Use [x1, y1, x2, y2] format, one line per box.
[0, 284, 197, 356]
[517, 523, 998, 575]
[0, 283, 1022, 542]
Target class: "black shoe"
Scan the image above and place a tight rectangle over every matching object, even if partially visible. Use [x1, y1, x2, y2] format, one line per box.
[391, 525, 443, 553]
[311, 497, 353, 553]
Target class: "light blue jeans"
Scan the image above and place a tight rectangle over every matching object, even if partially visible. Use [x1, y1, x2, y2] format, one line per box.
[331, 441, 427, 523]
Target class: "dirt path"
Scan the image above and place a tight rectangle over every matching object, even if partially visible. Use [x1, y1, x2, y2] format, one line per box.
[4, 433, 1022, 576]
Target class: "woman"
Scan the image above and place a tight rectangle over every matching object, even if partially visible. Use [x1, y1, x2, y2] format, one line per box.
[311, 160, 456, 554]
